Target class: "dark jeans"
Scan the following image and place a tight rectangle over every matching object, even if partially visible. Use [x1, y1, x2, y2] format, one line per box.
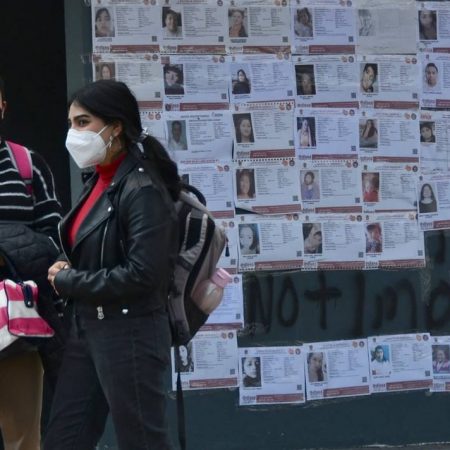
[43, 308, 173, 450]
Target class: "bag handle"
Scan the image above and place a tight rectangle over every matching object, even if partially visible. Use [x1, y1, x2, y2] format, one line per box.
[181, 183, 206, 206]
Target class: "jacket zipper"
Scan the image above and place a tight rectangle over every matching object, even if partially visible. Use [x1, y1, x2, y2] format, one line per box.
[57, 220, 72, 312]
[58, 221, 72, 266]
[100, 220, 109, 267]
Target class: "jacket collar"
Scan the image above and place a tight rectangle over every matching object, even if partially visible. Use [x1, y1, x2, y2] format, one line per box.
[107, 151, 140, 194]
[60, 152, 140, 256]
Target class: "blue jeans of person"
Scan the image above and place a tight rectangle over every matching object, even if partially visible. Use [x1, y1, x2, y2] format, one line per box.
[43, 308, 173, 450]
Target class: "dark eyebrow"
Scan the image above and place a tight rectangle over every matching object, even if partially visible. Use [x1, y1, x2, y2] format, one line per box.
[72, 114, 91, 121]
[68, 113, 91, 125]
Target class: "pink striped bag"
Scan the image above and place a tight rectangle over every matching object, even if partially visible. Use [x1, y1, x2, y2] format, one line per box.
[0, 279, 54, 351]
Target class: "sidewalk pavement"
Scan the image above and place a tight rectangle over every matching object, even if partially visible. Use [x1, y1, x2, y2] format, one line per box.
[319, 446, 450, 450]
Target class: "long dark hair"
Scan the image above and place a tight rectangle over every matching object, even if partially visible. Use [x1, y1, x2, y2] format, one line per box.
[69, 80, 181, 200]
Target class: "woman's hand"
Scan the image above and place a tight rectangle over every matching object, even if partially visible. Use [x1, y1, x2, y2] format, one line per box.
[48, 261, 70, 293]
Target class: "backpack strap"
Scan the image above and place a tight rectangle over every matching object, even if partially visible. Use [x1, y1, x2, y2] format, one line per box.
[7, 141, 33, 195]
[176, 369, 187, 450]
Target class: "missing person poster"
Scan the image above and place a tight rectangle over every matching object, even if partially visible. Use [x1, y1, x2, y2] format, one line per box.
[239, 346, 306, 406]
[171, 330, 238, 391]
[304, 339, 371, 401]
[368, 333, 433, 393]
[430, 336, 450, 393]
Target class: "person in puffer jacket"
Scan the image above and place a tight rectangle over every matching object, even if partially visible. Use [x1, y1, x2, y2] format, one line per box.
[0, 75, 65, 450]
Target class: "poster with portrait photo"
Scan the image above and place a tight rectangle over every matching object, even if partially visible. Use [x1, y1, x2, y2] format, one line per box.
[368, 334, 432, 393]
[416, 174, 450, 231]
[236, 214, 302, 272]
[304, 339, 371, 401]
[430, 336, 450, 392]
[233, 159, 300, 214]
[239, 346, 305, 406]
[361, 159, 418, 213]
[358, 55, 420, 109]
[160, 4, 227, 52]
[295, 108, 359, 159]
[356, 6, 416, 54]
[171, 330, 238, 391]
[225, 5, 291, 49]
[357, 109, 419, 158]
[364, 213, 425, 270]
[92, 53, 164, 105]
[299, 160, 362, 214]
[293, 55, 359, 108]
[229, 55, 294, 104]
[232, 102, 295, 159]
[302, 213, 365, 271]
[164, 110, 233, 161]
[418, 2, 450, 52]
[291, 2, 356, 55]
[420, 54, 450, 108]
[92, 3, 160, 53]
[299, 216, 326, 270]
[419, 110, 450, 174]
[178, 160, 235, 217]
[162, 55, 229, 109]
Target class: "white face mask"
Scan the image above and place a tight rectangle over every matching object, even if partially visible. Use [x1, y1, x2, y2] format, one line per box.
[65, 125, 111, 169]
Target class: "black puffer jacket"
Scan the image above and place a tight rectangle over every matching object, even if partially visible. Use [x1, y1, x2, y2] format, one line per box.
[54, 154, 178, 319]
[0, 224, 59, 285]
[0, 223, 67, 370]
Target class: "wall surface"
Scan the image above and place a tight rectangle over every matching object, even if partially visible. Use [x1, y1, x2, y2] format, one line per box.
[61, 1, 450, 450]
[94, 230, 450, 450]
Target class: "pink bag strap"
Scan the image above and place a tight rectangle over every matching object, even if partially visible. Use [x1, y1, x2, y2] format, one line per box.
[6, 141, 33, 195]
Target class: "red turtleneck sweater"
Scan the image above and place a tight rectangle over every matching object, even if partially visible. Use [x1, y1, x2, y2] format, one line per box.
[68, 154, 126, 248]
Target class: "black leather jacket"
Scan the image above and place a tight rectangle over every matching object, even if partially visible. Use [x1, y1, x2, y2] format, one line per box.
[54, 154, 178, 319]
